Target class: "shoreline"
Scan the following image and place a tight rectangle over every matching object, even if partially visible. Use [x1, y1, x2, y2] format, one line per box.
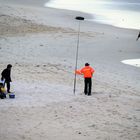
[45, 0, 140, 30]
[1, 3, 139, 68]
[0, 2, 140, 89]
[122, 59, 140, 67]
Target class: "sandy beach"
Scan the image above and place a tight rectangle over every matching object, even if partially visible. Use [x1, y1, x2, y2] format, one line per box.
[0, 0, 140, 140]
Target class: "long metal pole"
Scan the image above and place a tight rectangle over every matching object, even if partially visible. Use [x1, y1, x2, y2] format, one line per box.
[73, 20, 81, 94]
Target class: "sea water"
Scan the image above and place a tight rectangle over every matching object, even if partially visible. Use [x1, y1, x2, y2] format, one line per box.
[45, 0, 140, 67]
[45, 0, 140, 30]
[122, 59, 140, 67]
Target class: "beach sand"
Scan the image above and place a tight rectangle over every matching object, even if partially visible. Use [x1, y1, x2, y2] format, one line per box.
[0, 1, 140, 140]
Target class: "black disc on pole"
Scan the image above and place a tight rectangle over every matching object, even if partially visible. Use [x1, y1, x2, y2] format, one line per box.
[75, 16, 84, 20]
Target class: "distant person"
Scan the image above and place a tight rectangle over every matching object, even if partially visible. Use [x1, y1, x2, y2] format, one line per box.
[136, 31, 140, 41]
[0, 83, 6, 99]
[1, 64, 12, 93]
[76, 63, 95, 96]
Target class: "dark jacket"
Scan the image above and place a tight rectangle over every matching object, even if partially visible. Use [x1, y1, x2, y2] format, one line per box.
[1, 68, 12, 82]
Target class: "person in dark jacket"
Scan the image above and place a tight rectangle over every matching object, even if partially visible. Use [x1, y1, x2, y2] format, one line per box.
[1, 64, 12, 93]
[136, 31, 140, 41]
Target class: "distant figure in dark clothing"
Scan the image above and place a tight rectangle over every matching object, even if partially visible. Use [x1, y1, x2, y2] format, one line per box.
[1, 64, 12, 93]
[136, 31, 140, 41]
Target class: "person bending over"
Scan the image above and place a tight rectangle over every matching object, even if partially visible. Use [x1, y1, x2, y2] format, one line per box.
[1, 64, 12, 93]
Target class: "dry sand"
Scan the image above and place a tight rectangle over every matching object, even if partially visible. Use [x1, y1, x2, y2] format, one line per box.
[0, 1, 140, 140]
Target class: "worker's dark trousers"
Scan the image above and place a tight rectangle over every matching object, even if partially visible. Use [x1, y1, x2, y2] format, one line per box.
[84, 78, 92, 95]
[4, 81, 10, 93]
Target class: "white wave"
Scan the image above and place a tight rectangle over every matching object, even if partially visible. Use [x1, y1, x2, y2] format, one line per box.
[122, 59, 140, 67]
[45, 0, 140, 30]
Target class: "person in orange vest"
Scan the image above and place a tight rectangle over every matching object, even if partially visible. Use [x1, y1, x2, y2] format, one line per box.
[76, 63, 95, 96]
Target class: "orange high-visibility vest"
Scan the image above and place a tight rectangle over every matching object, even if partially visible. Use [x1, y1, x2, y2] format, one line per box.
[79, 66, 95, 78]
